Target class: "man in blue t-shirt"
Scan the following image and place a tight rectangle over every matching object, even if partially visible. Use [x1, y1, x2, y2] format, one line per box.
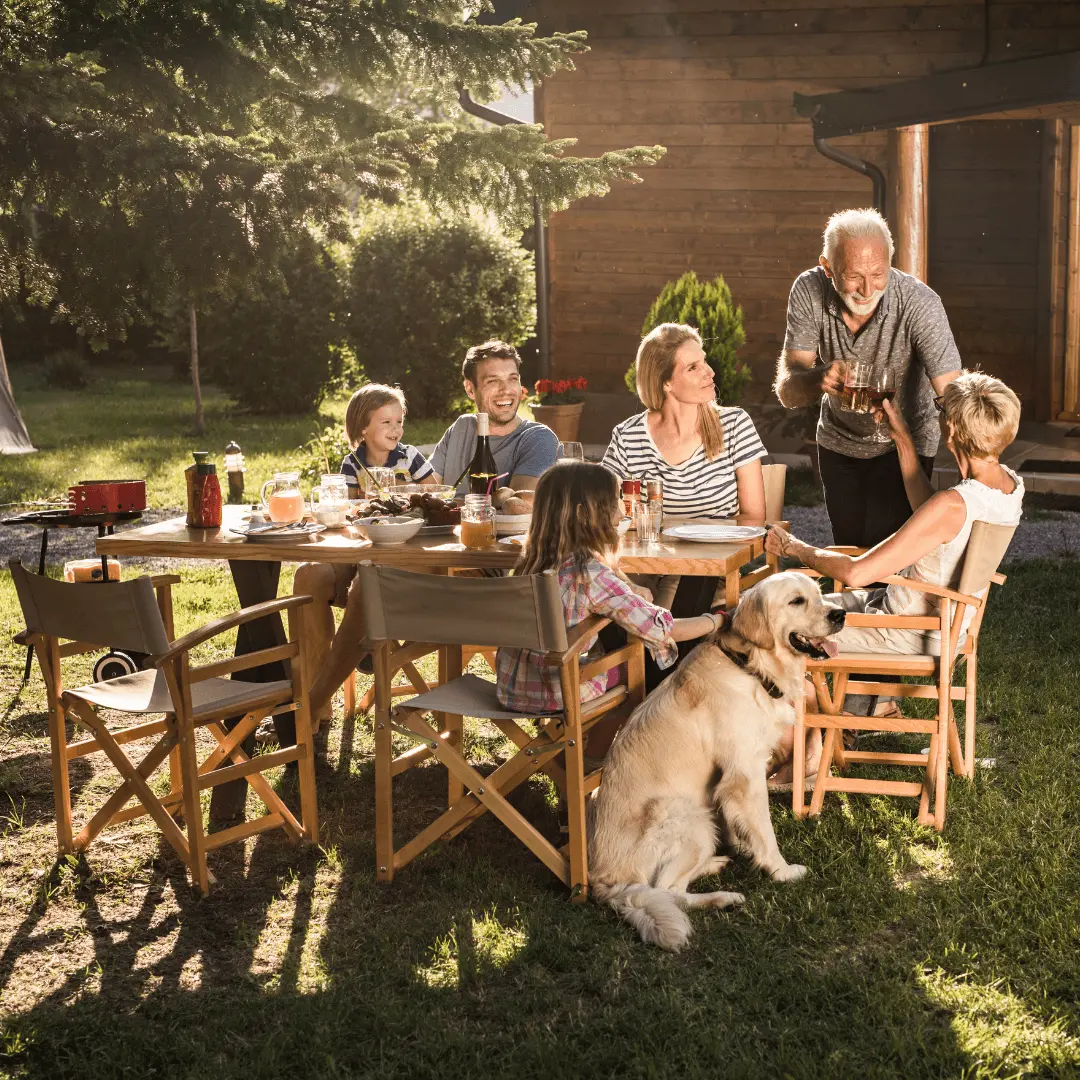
[430, 341, 558, 495]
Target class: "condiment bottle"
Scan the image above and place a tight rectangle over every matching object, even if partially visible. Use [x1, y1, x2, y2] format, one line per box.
[185, 451, 223, 528]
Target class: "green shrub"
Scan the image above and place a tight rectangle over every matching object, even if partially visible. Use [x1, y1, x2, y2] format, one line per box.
[345, 205, 535, 418]
[43, 348, 90, 389]
[626, 271, 750, 404]
[195, 233, 345, 414]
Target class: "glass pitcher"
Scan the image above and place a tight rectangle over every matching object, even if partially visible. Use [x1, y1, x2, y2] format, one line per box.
[460, 493, 497, 550]
[260, 470, 305, 525]
[311, 473, 349, 528]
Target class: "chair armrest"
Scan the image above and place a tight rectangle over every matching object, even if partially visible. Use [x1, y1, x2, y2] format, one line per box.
[148, 574, 181, 588]
[879, 575, 979, 607]
[991, 572, 1006, 585]
[543, 614, 613, 665]
[148, 595, 314, 665]
[842, 612, 942, 630]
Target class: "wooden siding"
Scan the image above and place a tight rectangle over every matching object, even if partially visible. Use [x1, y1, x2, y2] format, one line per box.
[530, 0, 1080, 418]
[928, 121, 1042, 409]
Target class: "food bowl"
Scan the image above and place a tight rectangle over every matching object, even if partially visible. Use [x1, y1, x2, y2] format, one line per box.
[495, 513, 532, 536]
[351, 515, 424, 546]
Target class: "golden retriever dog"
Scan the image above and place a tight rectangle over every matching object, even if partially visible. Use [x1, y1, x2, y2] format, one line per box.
[588, 572, 844, 951]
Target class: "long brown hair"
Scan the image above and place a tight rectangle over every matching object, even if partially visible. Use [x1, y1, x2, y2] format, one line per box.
[635, 323, 724, 460]
[518, 462, 621, 575]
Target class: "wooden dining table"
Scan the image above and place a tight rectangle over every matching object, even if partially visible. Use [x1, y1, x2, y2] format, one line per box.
[96, 504, 770, 815]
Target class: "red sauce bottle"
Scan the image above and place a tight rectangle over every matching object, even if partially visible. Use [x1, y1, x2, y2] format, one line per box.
[186, 452, 223, 528]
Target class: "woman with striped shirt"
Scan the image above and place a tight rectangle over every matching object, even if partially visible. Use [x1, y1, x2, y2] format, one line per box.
[602, 323, 767, 522]
[600, 324, 767, 680]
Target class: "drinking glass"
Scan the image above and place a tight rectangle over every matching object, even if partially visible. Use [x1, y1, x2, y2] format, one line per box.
[364, 466, 395, 495]
[868, 367, 898, 443]
[839, 360, 872, 414]
[635, 503, 663, 545]
[556, 441, 584, 465]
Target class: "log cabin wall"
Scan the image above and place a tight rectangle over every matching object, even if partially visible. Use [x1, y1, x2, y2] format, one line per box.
[527, 0, 1080, 438]
[928, 120, 1043, 409]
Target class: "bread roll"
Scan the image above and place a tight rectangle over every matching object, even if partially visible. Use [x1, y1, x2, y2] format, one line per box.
[493, 486, 516, 510]
[512, 489, 535, 503]
[502, 496, 532, 516]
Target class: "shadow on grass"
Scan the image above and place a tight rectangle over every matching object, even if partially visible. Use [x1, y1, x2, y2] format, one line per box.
[2, 561, 1080, 1076]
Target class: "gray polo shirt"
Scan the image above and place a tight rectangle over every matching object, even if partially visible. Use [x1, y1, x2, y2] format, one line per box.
[784, 266, 961, 459]
[430, 414, 559, 494]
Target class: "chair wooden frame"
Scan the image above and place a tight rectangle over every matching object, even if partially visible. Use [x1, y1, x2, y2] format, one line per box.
[11, 561, 318, 894]
[789, 524, 1012, 831]
[359, 566, 646, 901]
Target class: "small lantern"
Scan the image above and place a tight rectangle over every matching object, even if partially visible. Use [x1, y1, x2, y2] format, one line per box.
[224, 440, 245, 504]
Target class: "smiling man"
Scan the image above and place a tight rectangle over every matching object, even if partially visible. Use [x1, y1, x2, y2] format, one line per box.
[430, 340, 559, 494]
[773, 208, 961, 547]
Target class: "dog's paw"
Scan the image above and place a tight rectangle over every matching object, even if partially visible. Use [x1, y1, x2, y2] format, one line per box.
[702, 856, 733, 876]
[713, 891, 745, 909]
[771, 863, 808, 883]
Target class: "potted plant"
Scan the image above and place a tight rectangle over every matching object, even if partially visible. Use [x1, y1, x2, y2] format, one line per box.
[529, 377, 588, 441]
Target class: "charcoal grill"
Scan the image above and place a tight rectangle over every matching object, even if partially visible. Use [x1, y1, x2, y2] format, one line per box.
[2, 507, 144, 681]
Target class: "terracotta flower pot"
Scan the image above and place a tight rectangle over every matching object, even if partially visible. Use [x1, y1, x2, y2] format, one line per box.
[531, 402, 585, 442]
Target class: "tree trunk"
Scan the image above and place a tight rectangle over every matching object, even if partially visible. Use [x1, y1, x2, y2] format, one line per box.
[189, 303, 205, 436]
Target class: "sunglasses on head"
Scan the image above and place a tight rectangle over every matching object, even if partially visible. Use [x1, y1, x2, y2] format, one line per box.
[933, 394, 945, 414]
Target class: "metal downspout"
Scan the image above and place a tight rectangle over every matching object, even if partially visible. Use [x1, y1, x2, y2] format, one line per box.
[458, 89, 551, 380]
[813, 134, 888, 215]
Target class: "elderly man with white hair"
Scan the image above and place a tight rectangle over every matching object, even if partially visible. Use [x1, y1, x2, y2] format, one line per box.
[774, 208, 962, 547]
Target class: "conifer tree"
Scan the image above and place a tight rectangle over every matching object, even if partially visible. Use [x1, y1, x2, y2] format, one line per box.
[0, 1, 663, 426]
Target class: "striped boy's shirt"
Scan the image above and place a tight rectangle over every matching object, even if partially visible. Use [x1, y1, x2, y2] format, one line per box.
[600, 407, 767, 519]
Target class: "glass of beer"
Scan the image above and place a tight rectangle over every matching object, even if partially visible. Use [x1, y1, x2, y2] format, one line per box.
[867, 367, 898, 442]
[839, 360, 872, 414]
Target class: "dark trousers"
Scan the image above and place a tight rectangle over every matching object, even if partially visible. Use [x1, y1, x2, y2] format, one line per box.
[818, 445, 936, 549]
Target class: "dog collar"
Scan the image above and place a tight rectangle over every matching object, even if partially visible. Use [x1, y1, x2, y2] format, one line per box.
[719, 645, 784, 700]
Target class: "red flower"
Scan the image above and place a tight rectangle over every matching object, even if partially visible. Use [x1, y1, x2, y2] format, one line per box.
[574, 377, 588, 390]
[535, 379, 552, 394]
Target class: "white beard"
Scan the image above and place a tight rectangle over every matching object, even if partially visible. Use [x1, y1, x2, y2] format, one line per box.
[840, 287, 885, 317]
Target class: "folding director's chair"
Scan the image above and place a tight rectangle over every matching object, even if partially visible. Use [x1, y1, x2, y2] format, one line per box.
[357, 563, 646, 900]
[791, 521, 1016, 830]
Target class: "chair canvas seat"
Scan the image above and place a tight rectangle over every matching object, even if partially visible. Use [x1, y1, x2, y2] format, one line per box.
[394, 672, 562, 721]
[68, 668, 294, 718]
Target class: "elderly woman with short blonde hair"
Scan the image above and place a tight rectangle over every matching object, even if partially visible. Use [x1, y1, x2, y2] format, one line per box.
[766, 370, 1024, 785]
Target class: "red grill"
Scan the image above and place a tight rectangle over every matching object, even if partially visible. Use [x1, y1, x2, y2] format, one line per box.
[68, 480, 147, 515]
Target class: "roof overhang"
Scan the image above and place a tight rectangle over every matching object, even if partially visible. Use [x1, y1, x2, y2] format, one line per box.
[795, 51, 1080, 138]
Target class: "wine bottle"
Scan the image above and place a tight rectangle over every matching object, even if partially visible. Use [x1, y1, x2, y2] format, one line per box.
[468, 412, 499, 496]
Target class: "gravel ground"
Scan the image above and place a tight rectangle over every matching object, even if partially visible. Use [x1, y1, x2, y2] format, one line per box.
[3, 504, 1077, 572]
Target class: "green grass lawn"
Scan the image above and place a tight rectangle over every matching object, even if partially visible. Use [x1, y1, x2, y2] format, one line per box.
[2, 374, 1079, 1078]
[1, 365, 452, 508]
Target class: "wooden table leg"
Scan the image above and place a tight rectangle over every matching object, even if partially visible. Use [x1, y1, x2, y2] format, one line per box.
[209, 559, 293, 822]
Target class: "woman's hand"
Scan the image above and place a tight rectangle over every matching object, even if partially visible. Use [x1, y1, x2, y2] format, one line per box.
[766, 524, 792, 559]
[871, 397, 913, 446]
[630, 583, 654, 604]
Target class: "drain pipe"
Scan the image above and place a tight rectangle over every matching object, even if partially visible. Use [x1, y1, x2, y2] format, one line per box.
[458, 89, 550, 381]
[813, 135, 888, 216]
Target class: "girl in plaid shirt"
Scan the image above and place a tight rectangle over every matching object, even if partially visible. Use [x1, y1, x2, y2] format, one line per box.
[496, 463, 723, 713]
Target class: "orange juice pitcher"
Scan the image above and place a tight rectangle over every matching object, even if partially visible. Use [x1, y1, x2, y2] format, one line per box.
[260, 471, 305, 524]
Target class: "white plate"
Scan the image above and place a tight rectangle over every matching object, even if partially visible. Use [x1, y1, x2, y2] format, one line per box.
[662, 524, 766, 543]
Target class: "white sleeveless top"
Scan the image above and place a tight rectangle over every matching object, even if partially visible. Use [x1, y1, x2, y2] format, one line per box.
[884, 465, 1024, 627]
